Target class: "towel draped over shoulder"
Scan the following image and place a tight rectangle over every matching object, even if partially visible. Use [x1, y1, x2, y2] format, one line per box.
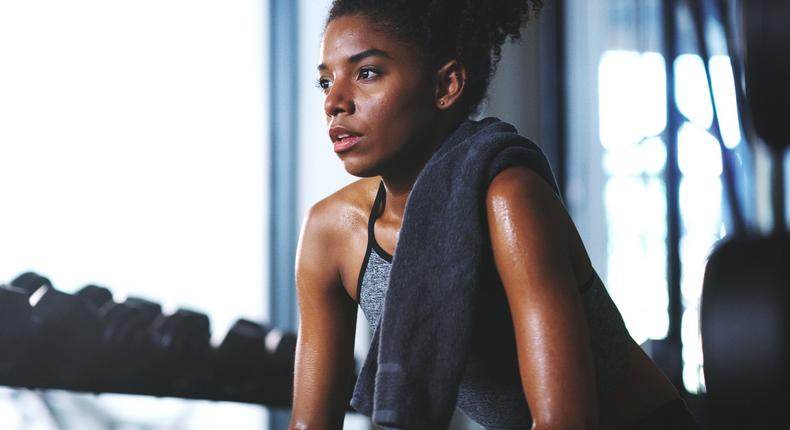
[350, 117, 561, 429]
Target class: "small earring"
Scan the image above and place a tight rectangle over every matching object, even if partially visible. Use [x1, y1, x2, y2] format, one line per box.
[439, 100, 445, 106]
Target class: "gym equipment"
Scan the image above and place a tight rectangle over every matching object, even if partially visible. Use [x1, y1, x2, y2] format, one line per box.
[743, 0, 790, 148]
[213, 319, 296, 407]
[148, 308, 213, 395]
[28, 286, 103, 389]
[92, 296, 164, 392]
[702, 237, 790, 414]
[0, 285, 33, 386]
[263, 327, 297, 406]
[76, 285, 114, 310]
[743, 0, 790, 236]
[6, 275, 104, 388]
[151, 309, 211, 355]
[98, 297, 162, 346]
[0, 271, 301, 408]
[700, 0, 790, 427]
[10, 272, 52, 297]
[215, 319, 271, 398]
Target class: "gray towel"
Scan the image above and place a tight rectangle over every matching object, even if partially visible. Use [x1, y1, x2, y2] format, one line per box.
[350, 117, 560, 429]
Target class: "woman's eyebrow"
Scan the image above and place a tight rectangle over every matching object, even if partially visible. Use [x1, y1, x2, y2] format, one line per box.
[317, 48, 392, 71]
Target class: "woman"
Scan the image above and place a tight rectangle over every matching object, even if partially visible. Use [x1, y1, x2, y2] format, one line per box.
[290, 1, 698, 429]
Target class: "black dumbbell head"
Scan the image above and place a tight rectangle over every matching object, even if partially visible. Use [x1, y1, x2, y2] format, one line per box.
[76, 285, 114, 310]
[151, 309, 211, 354]
[10, 272, 52, 297]
[30, 288, 102, 388]
[100, 300, 161, 345]
[0, 286, 34, 384]
[218, 319, 268, 356]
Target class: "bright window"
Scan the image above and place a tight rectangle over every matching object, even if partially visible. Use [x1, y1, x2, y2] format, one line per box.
[598, 50, 669, 345]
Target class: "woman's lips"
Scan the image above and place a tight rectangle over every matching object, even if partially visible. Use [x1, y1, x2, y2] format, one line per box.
[333, 135, 361, 153]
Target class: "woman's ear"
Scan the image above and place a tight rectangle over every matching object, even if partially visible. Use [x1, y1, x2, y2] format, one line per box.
[434, 60, 466, 110]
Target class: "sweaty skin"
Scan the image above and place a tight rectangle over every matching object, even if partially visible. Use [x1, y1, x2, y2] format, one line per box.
[290, 14, 680, 430]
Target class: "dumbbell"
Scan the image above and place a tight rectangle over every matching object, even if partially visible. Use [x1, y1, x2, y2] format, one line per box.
[145, 308, 213, 396]
[214, 319, 270, 401]
[79, 294, 166, 393]
[2, 274, 103, 388]
[0, 284, 34, 386]
[10, 272, 52, 296]
[213, 319, 297, 406]
[98, 297, 162, 346]
[262, 326, 297, 407]
[76, 285, 114, 310]
[70, 287, 213, 396]
[264, 327, 297, 370]
[70, 287, 160, 392]
[10, 272, 103, 390]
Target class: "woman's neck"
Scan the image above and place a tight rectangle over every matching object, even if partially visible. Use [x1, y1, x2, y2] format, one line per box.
[379, 166, 422, 222]
[378, 118, 461, 222]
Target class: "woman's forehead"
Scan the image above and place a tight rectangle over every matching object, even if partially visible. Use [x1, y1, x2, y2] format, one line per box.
[319, 15, 412, 68]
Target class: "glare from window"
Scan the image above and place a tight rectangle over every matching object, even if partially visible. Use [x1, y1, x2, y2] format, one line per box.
[681, 306, 706, 393]
[679, 174, 724, 395]
[678, 122, 723, 177]
[599, 51, 667, 151]
[604, 176, 669, 343]
[679, 176, 723, 240]
[674, 54, 714, 129]
[676, 120, 727, 395]
[598, 50, 669, 345]
[709, 55, 742, 149]
[672, 52, 737, 395]
[603, 136, 667, 177]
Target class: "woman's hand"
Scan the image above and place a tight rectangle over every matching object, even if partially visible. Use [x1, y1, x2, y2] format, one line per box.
[289, 200, 359, 430]
[486, 166, 598, 430]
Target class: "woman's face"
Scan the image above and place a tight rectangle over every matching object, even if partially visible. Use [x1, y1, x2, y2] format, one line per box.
[318, 14, 438, 177]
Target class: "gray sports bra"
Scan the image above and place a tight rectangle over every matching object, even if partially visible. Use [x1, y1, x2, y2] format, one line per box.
[356, 182, 632, 429]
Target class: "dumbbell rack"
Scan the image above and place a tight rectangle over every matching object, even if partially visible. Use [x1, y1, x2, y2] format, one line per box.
[0, 272, 296, 408]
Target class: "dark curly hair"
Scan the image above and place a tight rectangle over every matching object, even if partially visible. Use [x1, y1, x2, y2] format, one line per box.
[326, 0, 543, 117]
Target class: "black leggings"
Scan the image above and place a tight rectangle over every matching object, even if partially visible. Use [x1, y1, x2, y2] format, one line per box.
[620, 398, 700, 430]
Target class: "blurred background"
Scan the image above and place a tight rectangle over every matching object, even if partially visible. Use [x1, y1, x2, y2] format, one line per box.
[0, 0, 785, 428]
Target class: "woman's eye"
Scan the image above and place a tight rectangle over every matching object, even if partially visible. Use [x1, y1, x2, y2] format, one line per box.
[316, 77, 332, 91]
[358, 67, 380, 80]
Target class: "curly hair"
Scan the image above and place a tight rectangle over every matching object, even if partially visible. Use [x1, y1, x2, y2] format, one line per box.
[326, 0, 543, 117]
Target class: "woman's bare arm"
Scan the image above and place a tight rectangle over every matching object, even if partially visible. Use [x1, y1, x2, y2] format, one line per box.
[486, 166, 598, 430]
[289, 201, 359, 430]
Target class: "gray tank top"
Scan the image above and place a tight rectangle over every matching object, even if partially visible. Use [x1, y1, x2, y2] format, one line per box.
[356, 182, 632, 429]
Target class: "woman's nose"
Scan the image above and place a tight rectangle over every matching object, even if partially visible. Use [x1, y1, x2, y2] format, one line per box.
[324, 80, 355, 117]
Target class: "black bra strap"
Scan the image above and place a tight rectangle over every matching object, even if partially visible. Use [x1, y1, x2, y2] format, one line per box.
[357, 181, 388, 304]
[367, 181, 386, 238]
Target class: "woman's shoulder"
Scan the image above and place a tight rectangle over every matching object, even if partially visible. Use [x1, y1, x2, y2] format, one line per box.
[297, 178, 381, 295]
[302, 177, 380, 243]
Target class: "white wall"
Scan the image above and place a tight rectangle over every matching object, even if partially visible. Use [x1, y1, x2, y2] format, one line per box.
[0, 1, 269, 428]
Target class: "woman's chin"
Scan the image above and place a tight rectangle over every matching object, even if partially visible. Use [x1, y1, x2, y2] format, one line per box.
[339, 158, 381, 178]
